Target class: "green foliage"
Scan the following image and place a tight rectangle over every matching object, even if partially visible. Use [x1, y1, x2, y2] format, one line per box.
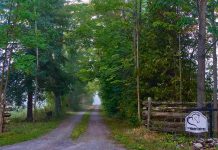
[2, 0, 217, 128]
[14, 53, 36, 75]
[85, 79, 100, 96]
[63, 0, 199, 123]
[141, 0, 198, 102]
[2, 0, 73, 117]
[91, 0, 136, 121]
[44, 92, 55, 111]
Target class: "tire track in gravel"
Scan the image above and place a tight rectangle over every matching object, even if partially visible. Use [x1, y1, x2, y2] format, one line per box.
[0, 112, 84, 150]
[65, 110, 126, 150]
[0, 110, 126, 150]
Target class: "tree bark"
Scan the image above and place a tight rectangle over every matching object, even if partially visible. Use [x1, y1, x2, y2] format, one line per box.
[197, 0, 207, 108]
[54, 93, 61, 117]
[213, 38, 217, 135]
[0, 54, 7, 133]
[33, 0, 39, 122]
[0, 0, 14, 133]
[210, 1, 218, 135]
[26, 91, 33, 122]
[0, 105, 3, 133]
[134, 0, 142, 122]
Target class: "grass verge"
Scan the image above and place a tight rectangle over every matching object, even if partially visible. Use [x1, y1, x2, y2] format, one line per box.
[71, 112, 90, 140]
[0, 110, 67, 146]
[103, 114, 192, 150]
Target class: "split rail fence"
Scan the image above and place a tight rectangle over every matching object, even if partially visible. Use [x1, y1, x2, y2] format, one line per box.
[141, 98, 213, 133]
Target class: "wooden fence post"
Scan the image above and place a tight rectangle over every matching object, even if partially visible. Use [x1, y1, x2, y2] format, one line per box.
[147, 97, 152, 129]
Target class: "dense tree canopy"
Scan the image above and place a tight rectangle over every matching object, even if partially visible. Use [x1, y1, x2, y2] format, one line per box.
[0, 0, 218, 129]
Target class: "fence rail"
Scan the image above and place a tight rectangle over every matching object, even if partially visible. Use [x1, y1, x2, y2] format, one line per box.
[141, 98, 212, 133]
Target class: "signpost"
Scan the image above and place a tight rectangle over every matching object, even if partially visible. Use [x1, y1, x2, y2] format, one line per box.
[185, 111, 208, 133]
[185, 103, 218, 137]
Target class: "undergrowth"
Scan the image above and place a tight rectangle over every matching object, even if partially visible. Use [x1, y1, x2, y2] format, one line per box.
[102, 113, 193, 150]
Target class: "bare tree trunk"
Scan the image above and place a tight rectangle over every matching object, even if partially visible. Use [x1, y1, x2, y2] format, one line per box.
[0, 0, 13, 133]
[54, 92, 62, 117]
[3, 49, 12, 97]
[26, 77, 35, 122]
[0, 101, 3, 133]
[134, 0, 142, 122]
[179, 34, 182, 103]
[197, 0, 207, 108]
[0, 46, 13, 133]
[27, 90, 33, 122]
[0, 56, 5, 132]
[2, 48, 13, 132]
[176, 6, 182, 103]
[0, 52, 7, 133]
[213, 38, 217, 135]
[210, 2, 218, 135]
[33, 0, 39, 122]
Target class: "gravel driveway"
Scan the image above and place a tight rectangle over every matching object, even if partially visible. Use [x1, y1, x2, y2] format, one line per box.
[0, 110, 126, 150]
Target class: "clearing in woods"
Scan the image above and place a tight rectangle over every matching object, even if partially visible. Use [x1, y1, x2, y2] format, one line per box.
[0, 109, 126, 150]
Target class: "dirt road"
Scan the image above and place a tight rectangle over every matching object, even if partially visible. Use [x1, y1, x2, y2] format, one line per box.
[0, 111, 126, 150]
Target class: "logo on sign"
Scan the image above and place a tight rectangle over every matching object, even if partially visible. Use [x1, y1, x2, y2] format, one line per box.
[185, 111, 208, 133]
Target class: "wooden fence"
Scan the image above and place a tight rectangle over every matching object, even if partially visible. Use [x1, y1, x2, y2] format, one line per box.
[141, 98, 207, 133]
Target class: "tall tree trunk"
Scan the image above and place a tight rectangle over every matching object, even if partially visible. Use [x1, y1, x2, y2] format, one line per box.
[1, 48, 13, 132]
[0, 58, 6, 133]
[213, 38, 217, 135]
[197, 0, 207, 108]
[0, 48, 13, 133]
[134, 0, 142, 122]
[26, 91, 33, 122]
[0, 46, 13, 133]
[0, 103, 3, 133]
[33, 0, 39, 122]
[211, 1, 218, 135]
[0, 0, 13, 133]
[54, 93, 61, 117]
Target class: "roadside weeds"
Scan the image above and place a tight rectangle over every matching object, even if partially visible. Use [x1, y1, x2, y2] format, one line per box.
[71, 112, 91, 140]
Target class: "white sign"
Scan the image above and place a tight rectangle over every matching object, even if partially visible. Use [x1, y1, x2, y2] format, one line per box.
[185, 111, 208, 133]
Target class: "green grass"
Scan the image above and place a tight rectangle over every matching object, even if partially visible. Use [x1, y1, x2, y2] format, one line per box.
[71, 112, 90, 140]
[102, 114, 192, 150]
[0, 109, 66, 146]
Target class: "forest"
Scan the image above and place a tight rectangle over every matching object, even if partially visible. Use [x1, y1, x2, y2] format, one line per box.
[0, 0, 217, 149]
